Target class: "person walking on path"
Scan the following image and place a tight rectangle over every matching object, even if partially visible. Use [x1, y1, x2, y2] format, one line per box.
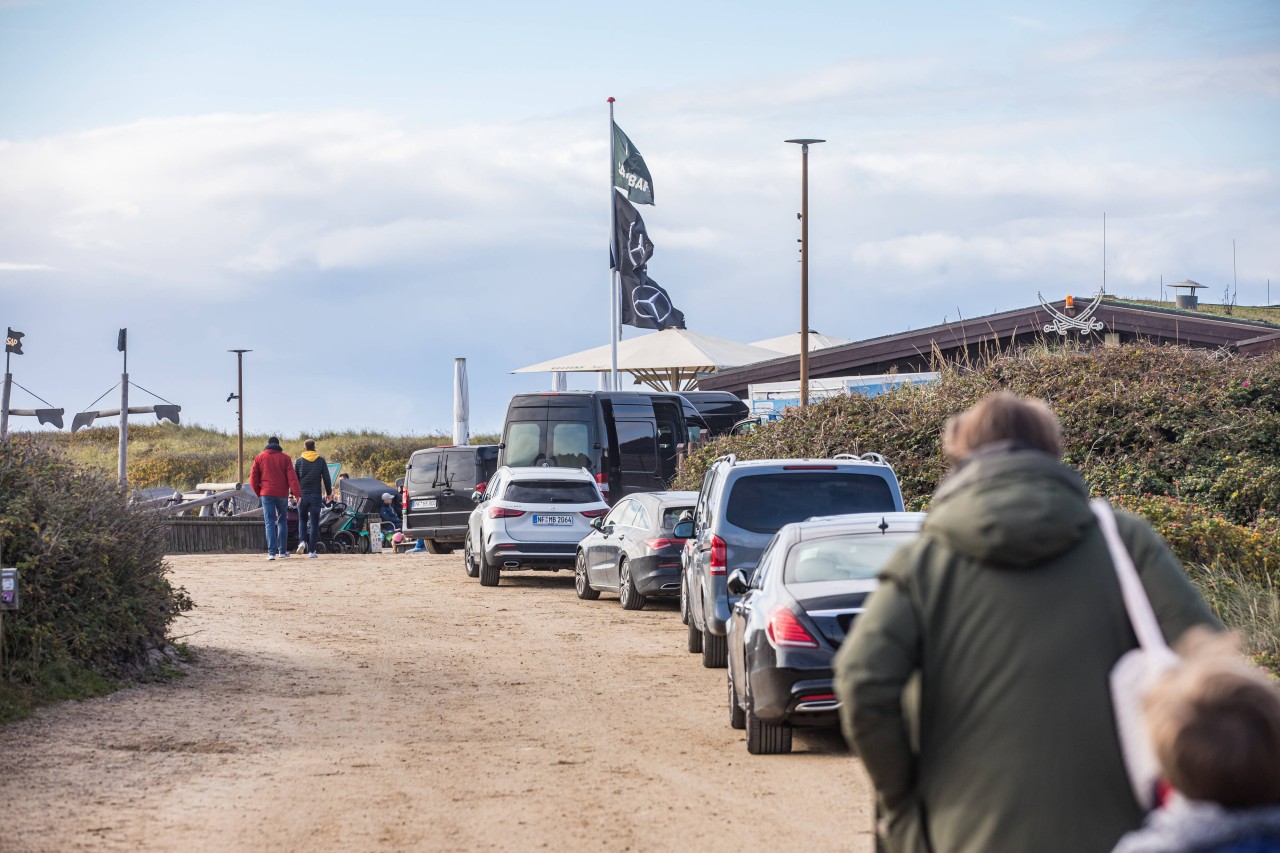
[833, 391, 1219, 853]
[294, 439, 333, 558]
[249, 436, 302, 561]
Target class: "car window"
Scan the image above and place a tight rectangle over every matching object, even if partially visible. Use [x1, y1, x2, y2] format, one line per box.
[505, 422, 543, 467]
[660, 505, 693, 532]
[695, 467, 718, 533]
[784, 533, 917, 584]
[616, 420, 657, 474]
[504, 480, 601, 504]
[630, 503, 652, 530]
[750, 537, 779, 588]
[444, 451, 477, 490]
[724, 473, 896, 535]
[408, 452, 440, 486]
[486, 472, 504, 500]
[604, 499, 633, 526]
[550, 422, 592, 470]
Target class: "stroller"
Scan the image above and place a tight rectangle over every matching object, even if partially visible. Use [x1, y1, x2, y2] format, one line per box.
[317, 477, 400, 553]
[315, 502, 369, 553]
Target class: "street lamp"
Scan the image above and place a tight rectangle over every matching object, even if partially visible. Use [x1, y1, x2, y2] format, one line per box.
[229, 349, 251, 485]
[786, 138, 825, 409]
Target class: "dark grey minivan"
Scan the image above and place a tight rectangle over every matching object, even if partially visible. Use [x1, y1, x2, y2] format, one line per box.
[403, 445, 499, 553]
[677, 453, 904, 668]
[498, 391, 705, 504]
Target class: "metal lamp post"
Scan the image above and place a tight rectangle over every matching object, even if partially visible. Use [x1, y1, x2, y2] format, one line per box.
[786, 138, 824, 409]
[229, 349, 250, 485]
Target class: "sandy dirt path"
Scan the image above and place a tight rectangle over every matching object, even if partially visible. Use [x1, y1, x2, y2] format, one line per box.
[1, 552, 874, 852]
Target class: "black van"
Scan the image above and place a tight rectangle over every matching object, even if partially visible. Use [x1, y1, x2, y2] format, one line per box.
[679, 391, 750, 437]
[498, 391, 702, 503]
[403, 445, 499, 552]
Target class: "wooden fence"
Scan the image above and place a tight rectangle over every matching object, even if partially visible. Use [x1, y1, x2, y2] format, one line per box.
[165, 518, 266, 553]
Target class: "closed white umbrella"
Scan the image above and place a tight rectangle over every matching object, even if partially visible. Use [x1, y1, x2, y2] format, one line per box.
[453, 358, 469, 446]
[552, 371, 568, 391]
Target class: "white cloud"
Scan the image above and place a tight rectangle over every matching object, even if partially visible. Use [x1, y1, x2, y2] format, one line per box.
[0, 261, 53, 271]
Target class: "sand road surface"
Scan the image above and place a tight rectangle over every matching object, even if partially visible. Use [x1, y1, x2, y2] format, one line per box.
[2, 553, 874, 852]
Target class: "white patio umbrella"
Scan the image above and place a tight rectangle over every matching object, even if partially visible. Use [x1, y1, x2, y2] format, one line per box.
[452, 358, 469, 446]
[514, 328, 782, 391]
[750, 331, 851, 355]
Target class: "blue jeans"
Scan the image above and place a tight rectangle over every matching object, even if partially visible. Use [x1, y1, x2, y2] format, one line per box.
[262, 496, 289, 556]
[298, 495, 324, 553]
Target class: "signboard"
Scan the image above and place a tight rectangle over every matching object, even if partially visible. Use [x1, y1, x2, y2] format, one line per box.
[1, 568, 17, 610]
[367, 521, 383, 553]
[747, 373, 939, 420]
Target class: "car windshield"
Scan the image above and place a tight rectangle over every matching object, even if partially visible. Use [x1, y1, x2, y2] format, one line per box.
[661, 506, 694, 531]
[504, 480, 600, 504]
[784, 533, 918, 584]
[724, 473, 896, 534]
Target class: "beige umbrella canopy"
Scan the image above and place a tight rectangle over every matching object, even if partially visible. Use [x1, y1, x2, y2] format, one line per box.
[514, 328, 782, 391]
[750, 331, 851, 355]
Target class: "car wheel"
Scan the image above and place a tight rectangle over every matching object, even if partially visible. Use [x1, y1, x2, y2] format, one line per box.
[727, 668, 746, 730]
[701, 630, 727, 669]
[618, 559, 645, 611]
[679, 575, 689, 625]
[746, 706, 793, 755]
[687, 616, 703, 653]
[464, 533, 479, 578]
[426, 539, 454, 554]
[574, 551, 600, 600]
[478, 549, 500, 587]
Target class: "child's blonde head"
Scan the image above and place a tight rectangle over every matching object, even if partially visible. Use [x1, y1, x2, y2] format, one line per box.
[1145, 629, 1280, 808]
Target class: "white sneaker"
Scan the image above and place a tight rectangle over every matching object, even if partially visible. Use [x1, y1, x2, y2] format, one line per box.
[308, 552, 318, 559]
[279, 552, 289, 559]
[268, 554, 276, 561]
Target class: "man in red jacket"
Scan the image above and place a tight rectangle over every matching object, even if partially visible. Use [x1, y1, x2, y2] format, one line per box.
[249, 436, 302, 560]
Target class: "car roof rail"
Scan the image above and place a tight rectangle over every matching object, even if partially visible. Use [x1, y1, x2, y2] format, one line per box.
[711, 453, 737, 467]
[832, 453, 858, 460]
[859, 452, 889, 466]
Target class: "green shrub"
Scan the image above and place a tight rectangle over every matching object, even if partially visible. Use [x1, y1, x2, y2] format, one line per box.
[0, 439, 193, 695]
[678, 344, 1280, 581]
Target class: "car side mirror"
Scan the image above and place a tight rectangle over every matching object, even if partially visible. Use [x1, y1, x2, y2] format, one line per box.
[673, 520, 694, 539]
[726, 568, 751, 596]
[590, 517, 604, 530]
[602, 523, 615, 536]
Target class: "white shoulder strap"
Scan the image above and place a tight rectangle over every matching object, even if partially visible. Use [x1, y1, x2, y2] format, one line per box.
[1090, 500, 1172, 656]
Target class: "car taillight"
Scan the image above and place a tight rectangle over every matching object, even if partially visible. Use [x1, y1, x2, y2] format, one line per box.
[709, 534, 727, 575]
[401, 486, 408, 508]
[475, 480, 487, 495]
[487, 507, 526, 519]
[766, 608, 819, 649]
[581, 508, 608, 518]
[782, 465, 837, 470]
[644, 538, 680, 549]
[594, 472, 610, 494]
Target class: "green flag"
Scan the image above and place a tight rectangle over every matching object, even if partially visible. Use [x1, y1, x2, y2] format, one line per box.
[612, 122, 654, 205]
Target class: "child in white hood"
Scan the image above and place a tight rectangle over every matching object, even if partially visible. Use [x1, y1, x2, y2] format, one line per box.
[1113, 630, 1280, 853]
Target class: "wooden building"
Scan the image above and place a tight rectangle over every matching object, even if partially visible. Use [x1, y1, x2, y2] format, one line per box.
[699, 297, 1280, 397]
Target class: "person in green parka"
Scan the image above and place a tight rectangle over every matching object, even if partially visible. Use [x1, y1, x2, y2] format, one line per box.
[834, 391, 1218, 853]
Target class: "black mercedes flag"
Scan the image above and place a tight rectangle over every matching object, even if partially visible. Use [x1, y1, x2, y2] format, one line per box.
[5, 328, 23, 355]
[611, 189, 653, 274]
[612, 122, 654, 206]
[619, 270, 686, 331]
[117, 328, 127, 352]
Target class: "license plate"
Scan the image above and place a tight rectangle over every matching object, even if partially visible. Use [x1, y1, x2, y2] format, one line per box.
[532, 514, 572, 525]
[412, 499, 437, 510]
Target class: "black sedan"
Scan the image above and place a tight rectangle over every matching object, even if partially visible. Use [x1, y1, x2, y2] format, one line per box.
[575, 490, 697, 610]
[725, 512, 924, 754]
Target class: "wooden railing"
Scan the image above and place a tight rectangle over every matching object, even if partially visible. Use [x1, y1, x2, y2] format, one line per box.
[164, 518, 266, 553]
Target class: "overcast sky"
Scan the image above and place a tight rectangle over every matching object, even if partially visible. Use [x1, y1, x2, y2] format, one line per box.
[1, 0, 1276, 436]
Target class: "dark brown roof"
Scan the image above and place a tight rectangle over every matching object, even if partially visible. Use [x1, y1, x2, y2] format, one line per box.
[699, 298, 1280, 396]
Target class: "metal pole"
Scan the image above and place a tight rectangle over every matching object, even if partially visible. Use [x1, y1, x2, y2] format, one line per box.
[230, 349, 250, 485]
[608, 97, 619, 393]
[119, 370, 128, 485]
[1, 370, 11, 443]
[786, 138, 824, 410]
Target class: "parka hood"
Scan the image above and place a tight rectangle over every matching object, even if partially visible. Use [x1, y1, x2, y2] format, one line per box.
[924, 446, 1095, 568]
[264, 439, 283, 452]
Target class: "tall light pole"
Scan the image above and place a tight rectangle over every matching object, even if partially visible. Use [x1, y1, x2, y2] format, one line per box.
[786, 138, 824, 409]
[229, 349, 251, 485]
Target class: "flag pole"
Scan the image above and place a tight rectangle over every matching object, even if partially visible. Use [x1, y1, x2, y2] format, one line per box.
[608, 97, 619, 392]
